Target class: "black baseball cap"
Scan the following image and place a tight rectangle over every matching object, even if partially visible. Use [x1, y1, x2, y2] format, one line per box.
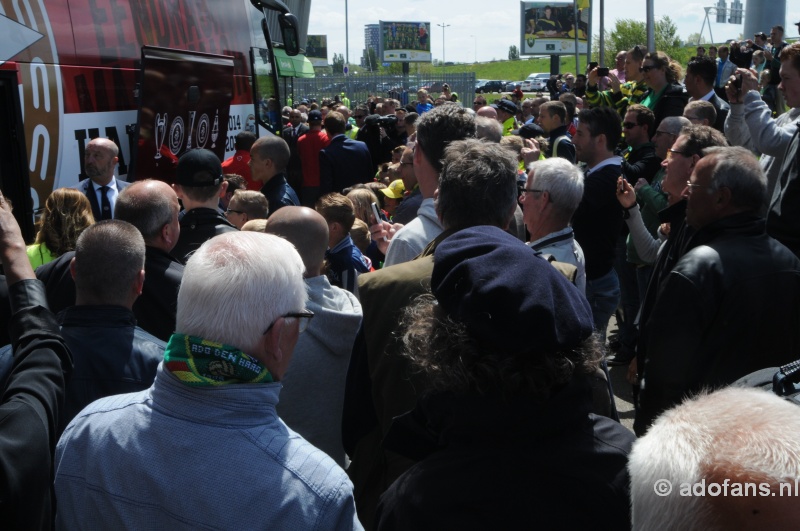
[176, 149, 223, 187]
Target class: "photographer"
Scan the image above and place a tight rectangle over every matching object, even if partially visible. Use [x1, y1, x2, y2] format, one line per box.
[356, 113, 403, 165]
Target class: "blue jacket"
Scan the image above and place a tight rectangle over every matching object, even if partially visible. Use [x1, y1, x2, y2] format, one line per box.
[319, 135, 374, 194]
[55, 364, 362, 529]
[261, 172, 300, 217]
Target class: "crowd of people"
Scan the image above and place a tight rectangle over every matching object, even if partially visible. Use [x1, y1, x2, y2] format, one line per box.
[1, 22, 800, 530]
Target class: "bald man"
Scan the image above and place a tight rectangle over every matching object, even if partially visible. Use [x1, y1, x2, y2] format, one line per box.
[477, 105, 498, 120]
[265, 206, 362, 467]
[115, 180, 184, 341]
[75, 138, 130, 220]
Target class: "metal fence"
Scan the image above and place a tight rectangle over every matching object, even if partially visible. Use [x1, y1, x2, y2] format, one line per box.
[286, 73, 477, 109]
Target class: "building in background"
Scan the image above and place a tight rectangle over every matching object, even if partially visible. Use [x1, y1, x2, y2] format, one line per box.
[362, 24, 380, 68]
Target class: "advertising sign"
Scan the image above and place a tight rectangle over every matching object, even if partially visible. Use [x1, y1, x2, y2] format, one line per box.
[380, 21, 431, 62]
[306, 35, 328, 67]
[520, 1, 590, 55]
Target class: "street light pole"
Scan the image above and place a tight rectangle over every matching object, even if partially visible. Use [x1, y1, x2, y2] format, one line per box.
[437, 23, 451, 68]
[344, 0, 349, 68]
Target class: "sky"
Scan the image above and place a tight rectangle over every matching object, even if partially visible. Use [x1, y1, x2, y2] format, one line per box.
[306, 1, 799, 66]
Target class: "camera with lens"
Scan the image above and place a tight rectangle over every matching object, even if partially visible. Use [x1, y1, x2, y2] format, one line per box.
[364, 114, 397, 128]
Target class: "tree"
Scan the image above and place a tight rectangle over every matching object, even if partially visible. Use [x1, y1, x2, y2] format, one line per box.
[508, 45, 520, 61]
[332, 53, 344, 72]
[364, 48, 378, 72]
[593, 16, 684, 63]
[686, 33, 705, 45]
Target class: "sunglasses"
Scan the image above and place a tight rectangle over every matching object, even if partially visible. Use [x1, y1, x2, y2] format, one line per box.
[622, 122, 639, 129]
[639, 65, 658, 73]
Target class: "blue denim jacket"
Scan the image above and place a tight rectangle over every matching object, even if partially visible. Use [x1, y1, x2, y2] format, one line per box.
[55, 364, 362, 530]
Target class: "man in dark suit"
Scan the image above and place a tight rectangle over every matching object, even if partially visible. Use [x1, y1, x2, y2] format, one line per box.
[115, 180, 184, 341]
[282, 109, 309, 196]
[685, 57, 730, 132]
[319, 111, 374, 194]
[75, 138, 130, 220]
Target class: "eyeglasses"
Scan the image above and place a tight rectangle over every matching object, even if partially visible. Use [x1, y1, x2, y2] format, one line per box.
[354, 114, 366, 119]
[666, 148, 692, 160]
[473, 101, 484, 106]
[685, 180, 709, 192]
[263, 309, 315, 335]
[622, 122, 639, 129]
[225, 209, 244, 215]
[639, 64, 658, 73]
[519, 188, 545, 196]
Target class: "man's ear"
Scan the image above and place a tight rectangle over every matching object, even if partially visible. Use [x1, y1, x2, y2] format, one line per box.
[134, 269, 145, 297]
[260, 317, 285, 367]
[218, 180, 229, 198]
[69, 256, 77, 280]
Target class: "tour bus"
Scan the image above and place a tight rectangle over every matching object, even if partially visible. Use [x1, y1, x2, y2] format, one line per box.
[0, 0, 301, 239]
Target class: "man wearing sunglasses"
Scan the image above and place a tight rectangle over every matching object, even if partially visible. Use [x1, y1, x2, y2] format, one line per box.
[55, 231, 361, 528]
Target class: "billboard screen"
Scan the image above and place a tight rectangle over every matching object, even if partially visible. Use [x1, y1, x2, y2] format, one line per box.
[521, 1, 590, 55]
[380, 21, 432, 62]
[306, 35, 328, 67]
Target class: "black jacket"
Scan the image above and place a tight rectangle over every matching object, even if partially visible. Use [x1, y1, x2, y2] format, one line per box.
[572, 162, 624, 280]
[636, 214, 800, 434]
[260, 172, 300, 217]
[171, 208, 237, 262]
[57, 305, 165, 434]
[133, 247, 184, 341]
[708, 93, 730, 132]
[0, 279, 72, 529]
[621, 142, 661, 184]
[376, 376, 635, 531]
[545, 125, 575, 164]
[647, 83, 689, 131]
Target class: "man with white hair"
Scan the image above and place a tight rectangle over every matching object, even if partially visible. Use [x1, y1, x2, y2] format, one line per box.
[629, 387, 800, 529]
[55, 232, 361, 529]
[519, 157, 586, 293]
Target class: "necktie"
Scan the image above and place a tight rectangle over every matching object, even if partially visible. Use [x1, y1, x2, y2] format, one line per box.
[100, 185, 111, 220]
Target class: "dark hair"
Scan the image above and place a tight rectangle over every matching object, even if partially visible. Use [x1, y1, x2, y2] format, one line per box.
[436, 139, 518, 231]
[557, 93, 577, 121]
[679, 124, 728, 156]
[252, 135, 290, 173]
[540, 101, 567, 123]
[400, 294, 603, 400]
[415, 105, 476, 174]
[234, 131, 257, 151]
[74, 220, 145, 305]
[224, 174, 247, 194]
[627, 44, 647, 63]
[578, 106, 622, 152]
[626, 103, 655, 138]
[644, 51, 683, 83]
[686, 56, 717, 87]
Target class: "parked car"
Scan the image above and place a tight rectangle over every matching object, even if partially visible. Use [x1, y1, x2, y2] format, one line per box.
[421, 80, 447, 92]
[506, 81, 525, 91]
[475, 80, 506, 94]
[524, 73, 550, 92]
